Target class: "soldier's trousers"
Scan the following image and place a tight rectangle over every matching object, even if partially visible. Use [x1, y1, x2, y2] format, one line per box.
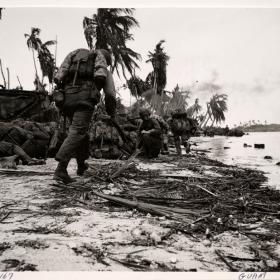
[174, 133, 190, 154]
[55, 110, 93, 163]
[142, 134, 161, 158]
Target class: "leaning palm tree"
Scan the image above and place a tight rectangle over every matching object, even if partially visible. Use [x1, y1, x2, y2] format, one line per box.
[127, 76, 150, 98]
[209, 94, 228, 127]
[83, 8, 141, 79]
[24, 27, 42, 79]
[201, 94, 228, 128]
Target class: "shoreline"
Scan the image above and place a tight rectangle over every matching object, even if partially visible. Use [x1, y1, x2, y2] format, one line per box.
[0, 152, 280, 271]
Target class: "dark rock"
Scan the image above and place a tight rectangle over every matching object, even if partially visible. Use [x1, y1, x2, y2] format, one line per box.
[264, 156, 272, 160]
[244, 143, 252, 148]
[224, 147, 230, 149]
[254, 144, 265, 149]
[276, 162, 280, 166]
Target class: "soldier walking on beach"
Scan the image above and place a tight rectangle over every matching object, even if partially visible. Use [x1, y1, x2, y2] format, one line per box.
[53, 48, 116, 184]
[168, 109, 196, 156]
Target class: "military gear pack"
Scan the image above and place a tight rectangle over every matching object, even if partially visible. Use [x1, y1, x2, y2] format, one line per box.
[170, 118, 191, 134]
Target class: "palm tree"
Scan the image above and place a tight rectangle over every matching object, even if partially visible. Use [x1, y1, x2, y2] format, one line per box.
[146, 40, 169, 95]
[25, 28, 56, 86]
[127, 75, 150, 98]
[162, 85, 190, 115]
[209, 94, 228, 127]
[200, 94, 228, 128]
[24, 27, 42, 79]
[186, 98, 202, 119]
[38, 40, 56, 84]
[83, 8, 141, 79]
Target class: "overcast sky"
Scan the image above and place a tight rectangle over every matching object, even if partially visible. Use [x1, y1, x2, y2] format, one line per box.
[0, 7, 280, 126]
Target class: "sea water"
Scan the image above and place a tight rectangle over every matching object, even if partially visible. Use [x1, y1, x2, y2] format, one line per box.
[193, 132, 280, 189]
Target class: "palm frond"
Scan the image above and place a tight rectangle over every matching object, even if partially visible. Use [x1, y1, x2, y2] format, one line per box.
[83, 8, 140, 78]
[42, 40, 56, 47]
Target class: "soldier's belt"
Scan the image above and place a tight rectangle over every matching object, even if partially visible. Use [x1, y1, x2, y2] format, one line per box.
[65, 79, 94, 86]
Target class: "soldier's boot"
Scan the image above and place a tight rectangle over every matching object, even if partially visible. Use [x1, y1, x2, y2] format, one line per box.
[53, 161, 76, 184]
[76, 160, 89, 176]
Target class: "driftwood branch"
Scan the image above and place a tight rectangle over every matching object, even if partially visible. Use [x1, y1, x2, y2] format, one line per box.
[215, 249, 237, 271]
[91, 190, 204, 220]
[188, 184, 218, 198]
[0, 211, 12, 223]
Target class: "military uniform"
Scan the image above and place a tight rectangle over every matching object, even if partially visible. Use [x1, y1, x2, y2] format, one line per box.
[168, 111, 195, 155]
[139, 110, 162, 159]
[152, 115, 169, 155]
[53, 48, 115, 183]
[0, 141, 15, 157]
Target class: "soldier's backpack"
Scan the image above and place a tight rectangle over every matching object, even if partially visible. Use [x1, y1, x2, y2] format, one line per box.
[170, 117, 191, 134]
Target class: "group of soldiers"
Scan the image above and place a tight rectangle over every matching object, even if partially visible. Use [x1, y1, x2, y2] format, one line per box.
[0, 46, 197, 184]
[138, 108, 197, 159]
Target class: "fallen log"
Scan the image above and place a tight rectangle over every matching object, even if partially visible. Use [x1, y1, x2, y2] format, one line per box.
[91, 190, 206, 221]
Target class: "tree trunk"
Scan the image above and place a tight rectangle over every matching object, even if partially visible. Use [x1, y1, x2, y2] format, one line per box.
[203, 114, 211, 129]
[199, 103, 210, 128]
[17, 76, 23, 89]
[6, 68, 10, 89]
[0, 59, 6, 88]
[32, 48, 38, 78]
[210, 118, 215, 128]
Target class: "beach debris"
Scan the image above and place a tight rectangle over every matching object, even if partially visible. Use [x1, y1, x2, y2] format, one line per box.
[15, 239, 49, 249]
[202, 239, 211, 247]
[266, 260, 278, 268]
[0, 242, 11, 256]
[254, 144, 265, 149]
[150, 231, 162, 243]
[109, 255, 187, 271]
[131, 228, 142, 238]
[0, 155, 18, 169]
[215, 249, 238, 271]
[1, 259, 37, 271]
[264, 156, 272, 160]
[243, 143, 252, 148]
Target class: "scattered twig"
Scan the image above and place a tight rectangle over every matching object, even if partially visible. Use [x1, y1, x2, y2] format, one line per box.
[215, 249, 238, 271]
[188, 184, 218, 197]
[110, 149, 142, 179]
[0, 211, 12, 223]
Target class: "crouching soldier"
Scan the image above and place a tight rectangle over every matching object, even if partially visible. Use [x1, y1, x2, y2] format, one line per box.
[138, 109, 162, 159]
[168, 109, 194, 156]
[53, 48, 116, 184]
[152, 114, 170, 155]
